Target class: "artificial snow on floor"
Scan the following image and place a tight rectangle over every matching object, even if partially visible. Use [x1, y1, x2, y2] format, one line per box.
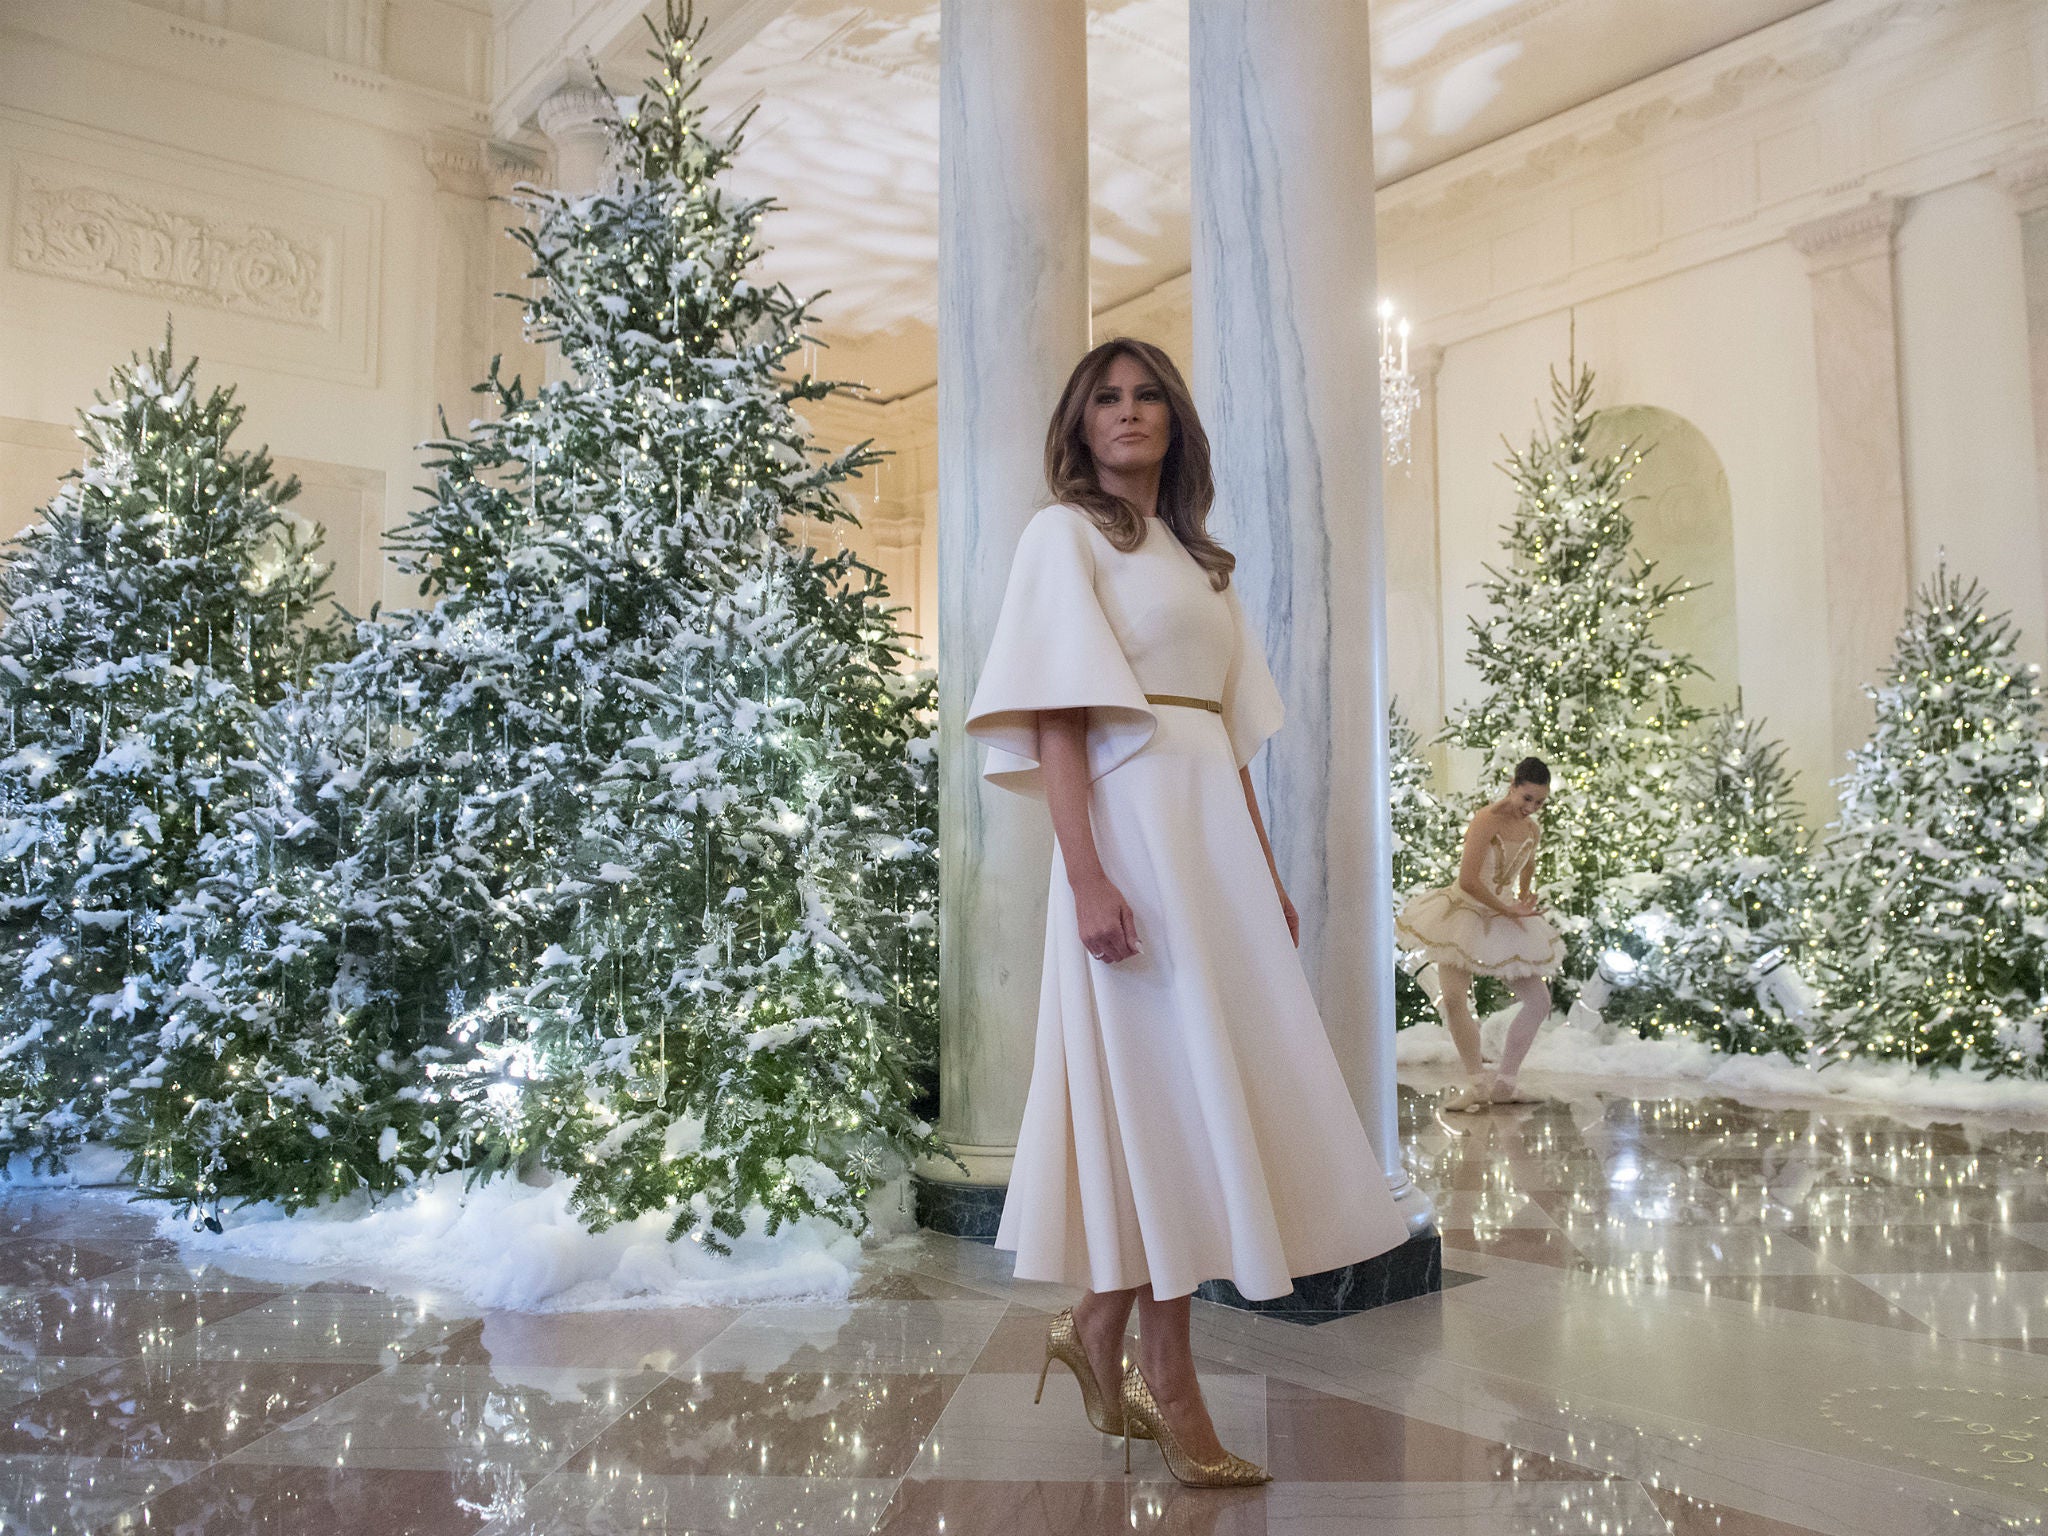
[1398, 1016, 2048, 1120]
[2, 1143, 130, 1187]
[149, 1169, 906, 1312]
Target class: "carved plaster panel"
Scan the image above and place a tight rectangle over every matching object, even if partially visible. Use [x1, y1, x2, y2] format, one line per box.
[0, 114, 379, 385]
[13, 172, 329, 326]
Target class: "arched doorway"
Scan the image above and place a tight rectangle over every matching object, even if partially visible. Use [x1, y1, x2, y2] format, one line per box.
[1588, 405, 1739, 709]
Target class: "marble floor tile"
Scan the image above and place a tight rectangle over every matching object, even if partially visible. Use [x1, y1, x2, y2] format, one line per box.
[1256, 1479, 1670, 1535]
[1854, 1270, 2048, 1338]
[1641, 1483, 1837, 1536]
[1262, 1378, 1601, 1483]
[686, 1299, 1006, 1375]
[563, 1370, 959, 1479]
[1564, 1226, 1834, 1278]
[94, 1255, 290, 1294]
[848, 1263, 994, 1301]
[0, 1283, 278, 1360]
[0, 1358, 379, 1460]
[907, 1369, 1266, 1483]
[878, 1476, 1270, 1535]
[110, 1460, 517, 1534]
[0, 1354, 122, 1410]
[166, 1288, 480, 1364]
[1437, 1228, 1588, 1269]
[0, 1452, 205, 1536]
[1789, 1222, 2048, 1273]
[483, 1471, 901, 1535]
[0, 1239, 130, 1289]
[1658, 1273, 1932, 1331]
[225, 1363, 667, 1474]
[439, 1306, 742, 1370]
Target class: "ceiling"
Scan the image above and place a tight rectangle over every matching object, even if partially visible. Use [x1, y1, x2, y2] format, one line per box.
[580, 0, 1830, 398]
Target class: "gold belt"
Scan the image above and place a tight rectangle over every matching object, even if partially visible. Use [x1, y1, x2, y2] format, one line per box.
[1145, 693, 1223, 714]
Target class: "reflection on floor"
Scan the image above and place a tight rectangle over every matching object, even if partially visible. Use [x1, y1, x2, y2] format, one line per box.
[3, 1074, 2047, 1534]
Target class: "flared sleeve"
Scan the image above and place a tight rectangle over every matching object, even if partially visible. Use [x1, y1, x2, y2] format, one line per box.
[1221, 581, 1286, 768]
[965, 505, 1157, 799]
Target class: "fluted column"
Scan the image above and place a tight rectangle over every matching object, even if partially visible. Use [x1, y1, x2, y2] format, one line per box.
[1190, 0, 1430, 1242]
[925, 0, 1090, 1220]
[1790, 197, 1910, 759]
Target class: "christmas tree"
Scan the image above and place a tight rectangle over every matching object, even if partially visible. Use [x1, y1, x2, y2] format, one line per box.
[1603, 710, 1821, 1056]
[119, 1, 946, 1225]
[0, 335, 339, 1170]
[1389, 705, 1460, 1029]
[1819, 568, 2048, 1078]
[1443, 366, 1703, 988]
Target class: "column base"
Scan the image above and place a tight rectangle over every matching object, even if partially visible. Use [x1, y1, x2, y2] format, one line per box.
[912, 1147, 1013, 1241]
[912, 1174, 1006, 1241]
[1194, 1231, 1441, 1320]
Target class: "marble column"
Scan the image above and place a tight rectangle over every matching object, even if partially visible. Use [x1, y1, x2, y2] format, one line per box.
[920, 0, 1090, 1233]
[537, 85, 614, 197]
[2000, 153, 2048, 614]
[1189, 0, 1437, 1306]
[1384, 343, 1447, 756]
[1790, 197, 1910, 762]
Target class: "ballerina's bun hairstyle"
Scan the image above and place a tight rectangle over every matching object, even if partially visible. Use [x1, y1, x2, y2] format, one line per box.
[1044, 337, 1235, 591]
[1512, 757, 1551, 787]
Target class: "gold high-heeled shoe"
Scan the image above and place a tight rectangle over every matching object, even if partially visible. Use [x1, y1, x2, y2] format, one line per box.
[1120, 1364, 1271, 1486]
[1034, 1307, 1150, 1438]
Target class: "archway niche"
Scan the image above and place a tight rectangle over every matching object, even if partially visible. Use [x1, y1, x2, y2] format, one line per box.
[1588, 405, 1738, 710]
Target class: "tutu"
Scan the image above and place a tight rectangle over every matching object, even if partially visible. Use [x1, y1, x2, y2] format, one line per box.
[1396, 827, 1564, 979]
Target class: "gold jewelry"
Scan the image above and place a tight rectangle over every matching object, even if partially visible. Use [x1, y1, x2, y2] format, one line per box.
[1120, 1364, 1270, 1486]
[1035, 1307, 1151, 1438]
[1143, 693, 1223, 714]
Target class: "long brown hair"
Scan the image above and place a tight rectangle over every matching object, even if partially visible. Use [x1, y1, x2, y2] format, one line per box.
[1044, 337, 1235, 590]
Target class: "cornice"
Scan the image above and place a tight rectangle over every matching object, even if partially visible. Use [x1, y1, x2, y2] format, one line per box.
[1789, 195, 1903, 269]
[1998, 146, 2048, 215]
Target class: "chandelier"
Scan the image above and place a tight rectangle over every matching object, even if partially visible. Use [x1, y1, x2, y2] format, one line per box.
[1378, 299, 1420, 470]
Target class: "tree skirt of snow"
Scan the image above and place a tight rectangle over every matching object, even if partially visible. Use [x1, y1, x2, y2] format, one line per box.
[153, 1170, 910, 1312]
[1398, 1017, 2048, 1121]
[3, 1143, 129, 1188]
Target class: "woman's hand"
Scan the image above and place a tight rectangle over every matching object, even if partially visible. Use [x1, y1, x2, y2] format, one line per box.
[1074, 874, 1141, 964]
[1509, 895, 1543, 918]
[1275, 879, 1300, 947]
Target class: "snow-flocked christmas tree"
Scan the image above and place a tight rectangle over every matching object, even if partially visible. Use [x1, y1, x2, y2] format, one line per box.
[1602, 710, 1821, 1056]
[1818, 568, 2048, 1078]
[1443, 366, 1702, 989]
[120, 2, 944, 1228]
[1390, 705, 1460, 1030]
[0, 335, 339, 1170]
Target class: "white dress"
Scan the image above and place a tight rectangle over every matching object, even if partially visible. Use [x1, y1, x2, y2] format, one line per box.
[966, 504, 1409, 1301]
[1395, 828, 1565, 979]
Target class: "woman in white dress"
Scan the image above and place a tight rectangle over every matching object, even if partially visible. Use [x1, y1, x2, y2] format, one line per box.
[1395, 759, 1565, 1111]
[966, 338, 1409, 1487]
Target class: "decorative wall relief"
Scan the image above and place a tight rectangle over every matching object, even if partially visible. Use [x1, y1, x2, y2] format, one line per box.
[13, 174, 327, 326]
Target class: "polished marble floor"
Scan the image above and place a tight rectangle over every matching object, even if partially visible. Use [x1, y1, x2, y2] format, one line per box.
[3, 1073, 2048, 1534]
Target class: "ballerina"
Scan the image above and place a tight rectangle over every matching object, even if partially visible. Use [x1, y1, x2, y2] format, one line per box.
[1396, 757, 1565, 1111]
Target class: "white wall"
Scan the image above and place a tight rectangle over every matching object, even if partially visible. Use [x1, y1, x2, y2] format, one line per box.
[0, 0, 536, 617]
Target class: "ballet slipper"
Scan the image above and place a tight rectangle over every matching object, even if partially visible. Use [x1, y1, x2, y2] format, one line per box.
[1443, 1075, 1494, 1113]
[1489, 1075, 1541, 1105]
